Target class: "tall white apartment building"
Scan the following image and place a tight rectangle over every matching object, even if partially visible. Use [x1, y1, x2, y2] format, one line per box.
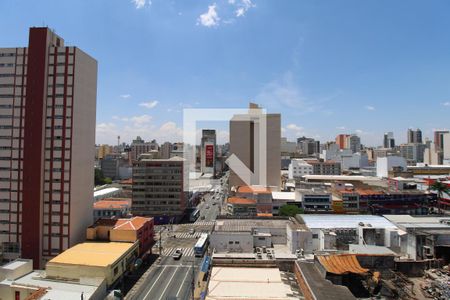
[0, 28, 97, 267]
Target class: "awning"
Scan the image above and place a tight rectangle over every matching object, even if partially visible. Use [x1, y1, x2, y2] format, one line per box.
[317, 254, 369, 275]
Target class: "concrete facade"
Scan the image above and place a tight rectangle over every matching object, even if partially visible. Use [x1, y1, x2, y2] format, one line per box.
[0, 28, 97, 268]
[229, 103, 281, 189]
[132, 157, 187, 223]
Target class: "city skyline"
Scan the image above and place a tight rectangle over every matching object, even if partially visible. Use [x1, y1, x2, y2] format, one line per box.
[2, 0, 450, 146]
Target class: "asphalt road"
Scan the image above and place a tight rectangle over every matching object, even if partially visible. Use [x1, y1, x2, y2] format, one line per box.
[131, 173, 229, 300]
[134, 256, 198, 300]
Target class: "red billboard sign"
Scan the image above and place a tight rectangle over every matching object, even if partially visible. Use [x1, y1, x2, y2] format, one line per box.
[205, 144, 214, 167]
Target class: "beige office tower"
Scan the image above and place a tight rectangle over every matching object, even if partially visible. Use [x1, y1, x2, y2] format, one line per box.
[0, 28, 97, 268]
[229, 103, 281, 190]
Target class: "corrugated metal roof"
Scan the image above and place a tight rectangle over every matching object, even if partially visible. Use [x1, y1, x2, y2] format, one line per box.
[301, 214, 398, 229]
[317, 254, 369, 275]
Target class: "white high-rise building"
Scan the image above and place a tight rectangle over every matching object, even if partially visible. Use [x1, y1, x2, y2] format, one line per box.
[0, 28, 97, 267]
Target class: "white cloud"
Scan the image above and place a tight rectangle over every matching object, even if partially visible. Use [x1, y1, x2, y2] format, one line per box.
[255, 72, 318, 113]
[234, 0, 255, 17]
[442, 101, 450, 107]
[139, 100, 159, 109]
[112, 116, 129, 122]
[355, 129, 364, 134]
[120, 94, 131, 99]
[228, 0, 236, 4]
[96, 119, 183, 145]
[286, 124, 303, 132]
[131, 0, 150, 9]
[365, 105, 375, 111]
[197, 4, 220, 27]
[130, 114, 152, 125]
[236, 8, 245, 17]
[336, 126, 346, 130]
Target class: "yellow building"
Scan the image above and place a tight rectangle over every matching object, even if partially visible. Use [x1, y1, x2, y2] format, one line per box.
[46, 242, 138, 287]
[97, 144, 112, 160]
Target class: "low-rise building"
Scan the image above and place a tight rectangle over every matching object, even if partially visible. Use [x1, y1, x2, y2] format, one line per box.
[235, 186, 273, 214]
[226, 197, 257, 217]
[271, 192, 300, 215]
[305, 159, 341, 175]
[87, 216, 154, 257]
[0, 259, 106, 300]
[93, 198, 131, 221]
[298, 214, 400, 252]
[46, 242, 139, 287]
[210, 218, 312, 255]
[288, 159, 313, 179]
[296, 189, 332, 213]
[206, 267, 300, 300]
[383, 215, 450, 260]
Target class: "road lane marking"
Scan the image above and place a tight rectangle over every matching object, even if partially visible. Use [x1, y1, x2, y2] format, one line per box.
[158, 266, 179, 300]
[143, 265, 168, 299]
[176, 266, 192, 297]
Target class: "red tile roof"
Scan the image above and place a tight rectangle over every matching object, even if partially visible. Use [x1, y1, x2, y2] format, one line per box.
[93, 199, 131, 210]
[237, 186, 271, 194]
[120, 178, 133, 185]
[227, 197, 257, 205]
[113, 216, 151, 231]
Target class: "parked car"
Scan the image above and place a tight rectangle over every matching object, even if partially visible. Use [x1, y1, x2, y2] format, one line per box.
[172, 248, 183, 260]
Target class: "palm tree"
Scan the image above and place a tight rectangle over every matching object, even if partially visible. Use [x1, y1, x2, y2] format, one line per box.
[430, 181, 450, 214]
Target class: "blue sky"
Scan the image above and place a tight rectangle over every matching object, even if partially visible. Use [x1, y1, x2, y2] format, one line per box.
[1, 0, 449, 146]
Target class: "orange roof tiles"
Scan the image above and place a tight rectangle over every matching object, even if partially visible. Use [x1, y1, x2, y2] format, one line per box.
[317, 255, 369, 275]
[237, 186, 271, 194]
[113, 216, 151, 231]
[120, 178, 133, 184]
[227, 197, 257, 205]
[93, 199, 131, 210]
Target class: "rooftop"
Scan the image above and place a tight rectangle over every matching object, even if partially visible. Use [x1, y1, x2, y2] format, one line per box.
[215, 218, 290, 232]
[93, 198, 131, 210]
[299, 214, 398, 229]
[303, 175, 381, 182]
[227, 197, 256, 205]
[114, 216, 151, 231]
[48, 242, 136, 267]
[206, 267, 297, 300]
[0, 271, 101, 300]
[93, 187, 120, 197]
[237, 185, 272, 194]
[272, 191, 296, 201]
[317, 254, 369, 275]
[348, 244, 398, 255]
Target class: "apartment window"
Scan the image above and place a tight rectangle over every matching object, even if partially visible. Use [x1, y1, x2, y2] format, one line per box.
[312, 234, 319, 239]
[0, 53, 14, 57]
[113, 266, 119, 275]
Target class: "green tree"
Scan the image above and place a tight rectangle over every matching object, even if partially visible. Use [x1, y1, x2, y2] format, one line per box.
[95, 168, 107, 186]
[279, 204, 303, 217]
[430, 181, 450, 214]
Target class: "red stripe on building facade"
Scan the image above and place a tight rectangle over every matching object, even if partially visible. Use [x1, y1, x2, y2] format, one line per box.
[22, 28, 48, 268]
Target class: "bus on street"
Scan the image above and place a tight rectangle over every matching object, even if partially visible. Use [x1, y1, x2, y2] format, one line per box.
[194, 233, 209, 257]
